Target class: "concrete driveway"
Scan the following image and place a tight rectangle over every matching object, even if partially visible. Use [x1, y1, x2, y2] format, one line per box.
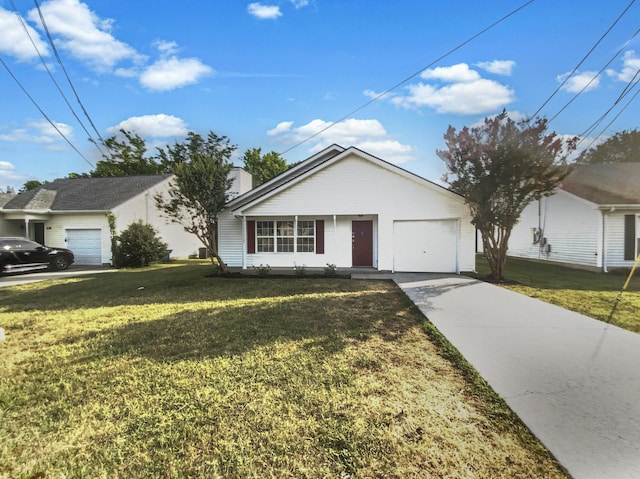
[0, 265, 114, 288]
[393, 273, 640, 479]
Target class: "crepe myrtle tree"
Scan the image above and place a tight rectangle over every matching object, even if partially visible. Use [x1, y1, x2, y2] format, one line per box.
[437, 111, 578, 281]
[154, 131, 235, 273]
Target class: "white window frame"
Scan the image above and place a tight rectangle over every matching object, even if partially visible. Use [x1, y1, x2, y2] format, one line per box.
[254, 218, 315, 253]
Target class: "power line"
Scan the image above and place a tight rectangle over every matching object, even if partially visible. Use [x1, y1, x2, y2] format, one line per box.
[578, 67, 640, 145]
[0, 55, 95, 168]
[9, 0, 105, 157]
[32, 0, 106, 148]
[278, 0, 535, 156]
[528, 0, 636, 121]
[547, 28, 640, 125]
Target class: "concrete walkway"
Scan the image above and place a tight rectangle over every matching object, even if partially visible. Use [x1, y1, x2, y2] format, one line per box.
[392, 273, 640, 479]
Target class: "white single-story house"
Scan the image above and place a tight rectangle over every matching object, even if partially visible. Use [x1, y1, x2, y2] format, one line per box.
[508, 163, 640, 272]
[218, 145, 476, 273]
[0, 168, 252, 265]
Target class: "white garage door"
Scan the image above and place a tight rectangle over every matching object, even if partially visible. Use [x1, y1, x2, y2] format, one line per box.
[393, 220, 458, 272]
[66, 229, 102, 265]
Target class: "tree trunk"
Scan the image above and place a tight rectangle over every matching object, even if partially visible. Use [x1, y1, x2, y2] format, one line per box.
[210, 253, 229, 273]
[481, 227, 510, 282]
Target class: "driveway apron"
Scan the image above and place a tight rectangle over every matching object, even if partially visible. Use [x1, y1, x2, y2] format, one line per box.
[393, 273, 640, 479]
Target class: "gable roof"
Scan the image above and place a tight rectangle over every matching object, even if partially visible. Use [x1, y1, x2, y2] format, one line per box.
[2, 175, 172, 211]
[560, 163, 640, 205]
[226, 144, 461, 213]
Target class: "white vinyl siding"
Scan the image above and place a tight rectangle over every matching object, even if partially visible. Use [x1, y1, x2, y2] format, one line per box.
[509, 192, 602, 268]
[113, 177, 204, 259]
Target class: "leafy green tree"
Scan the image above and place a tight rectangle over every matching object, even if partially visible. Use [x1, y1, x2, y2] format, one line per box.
[92, 130, 165, 177]
[241, 147, 289, 187]
[437, 111, 577, 281]
[114, 220, 168, 268]
[577, 128, 640, 164]
[20, 180, 42, 192]
[154, 131, 235, 272]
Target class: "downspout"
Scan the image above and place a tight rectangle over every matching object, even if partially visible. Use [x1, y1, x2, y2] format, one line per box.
[538, 198, 542, 260]
[603, 207, 615, 273]
[294, 215, 298, 265]
[241, 215, 247, 270]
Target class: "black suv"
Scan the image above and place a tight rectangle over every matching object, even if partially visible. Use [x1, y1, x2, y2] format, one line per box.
[0, 237, 75, 275]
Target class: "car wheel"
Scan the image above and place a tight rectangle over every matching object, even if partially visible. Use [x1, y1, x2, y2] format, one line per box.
[51, 255, 70, 271]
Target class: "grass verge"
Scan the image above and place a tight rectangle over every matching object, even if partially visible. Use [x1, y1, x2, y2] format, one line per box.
[0, 261, 567, 478]
[473, 255, 640, 333]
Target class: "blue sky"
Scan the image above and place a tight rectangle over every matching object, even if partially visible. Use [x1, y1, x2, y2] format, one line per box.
[0, 0, 639, 192]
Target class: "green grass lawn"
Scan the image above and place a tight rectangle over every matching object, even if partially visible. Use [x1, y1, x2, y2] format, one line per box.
[474, 255, 640, 333]
[0, 261, 566, 478]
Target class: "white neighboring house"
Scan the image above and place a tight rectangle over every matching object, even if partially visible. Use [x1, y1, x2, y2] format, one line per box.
[219, 145, 476, 273]
[508, 163, 640, 272]
[0, 169, 252, 265]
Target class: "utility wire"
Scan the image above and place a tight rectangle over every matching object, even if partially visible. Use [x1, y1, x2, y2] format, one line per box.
[579, 66, 640, 138]
[547, 28, 640, 125]
[579, 72, 640, 150]
[528, 0, 636, 121]
[32, 0, 106, 148]
[278, 0, 535, 156]
[9, 0, 105, 157]
[0, 55, 95, 168]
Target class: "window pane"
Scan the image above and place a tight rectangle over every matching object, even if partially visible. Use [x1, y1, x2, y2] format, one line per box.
[277, 221, 294, 236]
[257, 221, 273, 236]
[257, 237, 274, 252]
[297, 220, 314, 236]
[297, 237, 314, 253]
[277, 237, 294, 252]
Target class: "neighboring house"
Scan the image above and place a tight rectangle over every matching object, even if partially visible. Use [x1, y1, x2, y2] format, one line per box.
[508, 163, 640, 272]
[219, 145, 476, 273]
[0, 192, 16, 235]
[0, 169, 251, 265]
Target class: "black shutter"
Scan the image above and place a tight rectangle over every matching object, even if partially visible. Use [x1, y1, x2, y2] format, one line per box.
[315, 220, 324, 254]
[624, 215, 635, 261]
[247, 220, 256, 254]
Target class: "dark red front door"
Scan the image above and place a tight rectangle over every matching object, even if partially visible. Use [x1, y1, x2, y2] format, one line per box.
[352, 220, 373, 267]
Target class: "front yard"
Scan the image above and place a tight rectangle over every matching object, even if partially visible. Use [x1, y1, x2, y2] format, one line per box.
[0, 261, 566, 478]
[475, 255, 640, 333]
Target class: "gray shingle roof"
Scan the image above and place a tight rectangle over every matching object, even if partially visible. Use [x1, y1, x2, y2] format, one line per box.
[2, 175, 172, 211]
[0, 193, 16, 207]
[560, 163, 640, 205]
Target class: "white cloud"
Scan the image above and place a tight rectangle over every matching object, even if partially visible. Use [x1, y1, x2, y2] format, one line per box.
[557, 70, 600, 93]
[27, 0, 144, 72]
[0, 8, 50, 61]
[267, 121, 294, 136]
[393, 79, 515, 115]
[421, 63, 481, 82]
[140, 56, 214, 91]
[379, 63, 515, 115]
[248, 3, 282, 19]
[0, 119, 73, 145]
[607, 50, 640, 82]
[268, 118, 416, 164]
[107, 114, 188, 138]
[476, 60, 516, 76]
[153, 40, 179, 56]
[0, 160, 25, 186]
